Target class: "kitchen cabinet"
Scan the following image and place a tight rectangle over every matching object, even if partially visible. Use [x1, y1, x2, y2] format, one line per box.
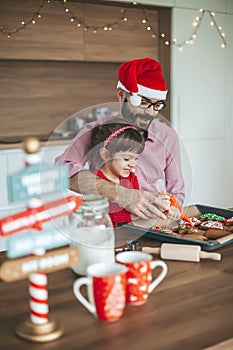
[0, 154, 8, 254]
[7, 150, 25, 175]
[0, 1, 171, 141]
[0, 154, 8, 207]
[2, 144, 67, 202]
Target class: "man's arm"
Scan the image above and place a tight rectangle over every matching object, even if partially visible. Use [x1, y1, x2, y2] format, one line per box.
[70, 170, 118, 202]
[70, 170, 169, 220]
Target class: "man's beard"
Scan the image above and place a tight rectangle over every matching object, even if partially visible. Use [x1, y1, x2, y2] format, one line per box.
[121, 98, 154, 130]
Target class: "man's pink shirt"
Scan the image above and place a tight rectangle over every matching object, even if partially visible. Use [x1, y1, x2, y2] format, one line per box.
[55, 116, 185, 204]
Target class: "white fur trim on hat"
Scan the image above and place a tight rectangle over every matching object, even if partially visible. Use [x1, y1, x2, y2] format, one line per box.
[117, 81, 167, 100]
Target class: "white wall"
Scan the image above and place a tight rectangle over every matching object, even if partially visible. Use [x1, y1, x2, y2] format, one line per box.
[110, 0, 233, 208]
[171, 1, 233, 208]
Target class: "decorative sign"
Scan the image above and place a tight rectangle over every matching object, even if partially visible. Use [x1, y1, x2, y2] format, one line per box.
[0, 138, 85, 342]
[8, 164, 68, 203]
[0, 246, 80, 282]
[0, 195, 83, 237]
[7, 226, 74, 259]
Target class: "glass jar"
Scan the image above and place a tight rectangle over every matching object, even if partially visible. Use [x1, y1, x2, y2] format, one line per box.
[69, 195, 115, 275]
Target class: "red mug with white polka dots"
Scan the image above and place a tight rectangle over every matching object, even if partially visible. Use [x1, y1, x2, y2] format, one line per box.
[73, 262, 128, 321]
[116, 251, 168, 305]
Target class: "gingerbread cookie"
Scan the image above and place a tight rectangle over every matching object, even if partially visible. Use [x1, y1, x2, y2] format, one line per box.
[176, 220, 197, 231]
[199, 220, 223, 230]
[178, 229, 189, 235]
[225, 217, 233, 225]
[204, 229, 230, 239]
[199, 213, 225, 221]
[179, 227, 198, 235]
[151, 226, 174, 235]
[183, 233, 208, 241]
[179, 221, 193, 229]
[226, 225, 233, 233]
[189, 217, 201, 226]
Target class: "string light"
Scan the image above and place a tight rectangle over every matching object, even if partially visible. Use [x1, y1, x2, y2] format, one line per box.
[61, 1, 129, 34]
[61, 1, 162, 39]
[0, 0, 227, 50]
[171, 9, 227, 51]
[208, 10, 227, 48]
[141, 7, 158, 39]
[0, 0, 47, 38]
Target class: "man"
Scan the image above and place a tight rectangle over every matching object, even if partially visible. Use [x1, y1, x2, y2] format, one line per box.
[55, 58, 185, 220]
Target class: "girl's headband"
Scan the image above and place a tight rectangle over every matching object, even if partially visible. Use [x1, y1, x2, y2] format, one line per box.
[103, 126, 138, 147]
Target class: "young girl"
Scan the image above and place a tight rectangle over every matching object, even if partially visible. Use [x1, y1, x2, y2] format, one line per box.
[88, 120, 179, 227]
[87, 120, 148, 226]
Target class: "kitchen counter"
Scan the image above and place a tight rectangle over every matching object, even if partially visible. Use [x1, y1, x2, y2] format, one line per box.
[0, 138, 71, 151]
[0, 235, 233, 350]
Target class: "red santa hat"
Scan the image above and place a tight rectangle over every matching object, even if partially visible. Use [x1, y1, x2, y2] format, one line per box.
[117, 57, 167, 106]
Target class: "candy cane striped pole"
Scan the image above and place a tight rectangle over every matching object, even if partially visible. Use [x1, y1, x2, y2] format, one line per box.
[15, 138, 63, 341]
[29, 272, 49, 325]
[27, 197, 49, 325]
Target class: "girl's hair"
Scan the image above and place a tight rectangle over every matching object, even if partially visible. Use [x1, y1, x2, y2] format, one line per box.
[88, 119, 147, 171]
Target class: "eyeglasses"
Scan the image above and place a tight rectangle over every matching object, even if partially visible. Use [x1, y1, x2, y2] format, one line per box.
[139, 97, 166, 111]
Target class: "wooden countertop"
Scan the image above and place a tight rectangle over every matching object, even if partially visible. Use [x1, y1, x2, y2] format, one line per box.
[0, 235, 233, 350]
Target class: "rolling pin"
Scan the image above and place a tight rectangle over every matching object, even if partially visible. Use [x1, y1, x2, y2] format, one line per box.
[142, 243, 221, 262]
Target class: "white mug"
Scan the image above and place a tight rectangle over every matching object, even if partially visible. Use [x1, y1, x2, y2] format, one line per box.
[73, 263, 128, 322]
[71, 240, 115, 276]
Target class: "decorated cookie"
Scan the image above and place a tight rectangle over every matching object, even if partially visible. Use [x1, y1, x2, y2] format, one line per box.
[185, 227, 199, 233]
[199, 213, 225, 222]
[178, 226, 199, 235]
[199, 220, 223, 230]
[225, 217, 233, 226]
[189, 217, 201, 226]
[151, 226, 173, 234]
[175, 219, 200, 235]
[172, 226, 179, 233]
[151, 226, 179, 237]
[178, 229, 189, 235]
[179, 220, 193, 229]
[204, 229, 230, 239]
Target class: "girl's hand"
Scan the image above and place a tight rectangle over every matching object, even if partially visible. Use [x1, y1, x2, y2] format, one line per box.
[165, 206, 181, 220]
[116, 187, 170, 220]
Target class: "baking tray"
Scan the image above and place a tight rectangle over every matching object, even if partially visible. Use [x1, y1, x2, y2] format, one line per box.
[116, 205, 233, 251]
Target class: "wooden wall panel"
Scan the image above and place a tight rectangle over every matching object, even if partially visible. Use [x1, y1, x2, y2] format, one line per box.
[0, 0, 85, 61]
[0, 0, 170, 141]
[83, 5, 159, 62]
[0, 60, 119, 139]
[0, 0, 159, 62]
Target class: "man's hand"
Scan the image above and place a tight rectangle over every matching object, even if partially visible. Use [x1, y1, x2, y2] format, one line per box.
[115, 186, 170, 220]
